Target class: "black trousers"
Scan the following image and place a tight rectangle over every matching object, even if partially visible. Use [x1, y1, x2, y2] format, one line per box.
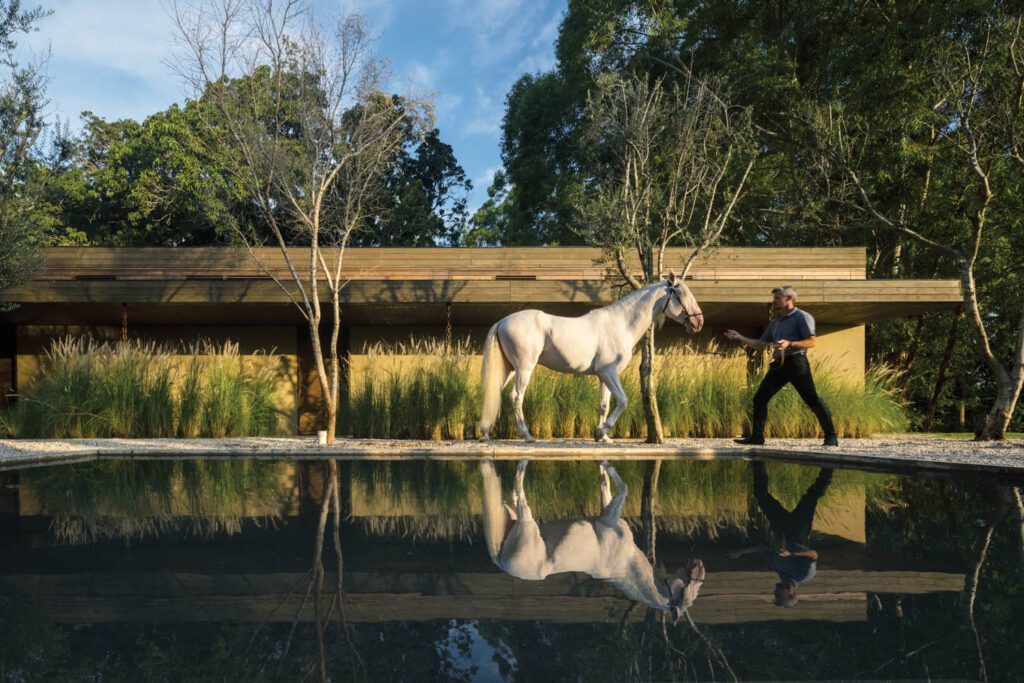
[750, 353, 836, 439]
[752, 461, 833, 548]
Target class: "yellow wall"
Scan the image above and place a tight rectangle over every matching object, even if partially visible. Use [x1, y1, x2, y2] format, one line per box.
[812, 325, 866, 387]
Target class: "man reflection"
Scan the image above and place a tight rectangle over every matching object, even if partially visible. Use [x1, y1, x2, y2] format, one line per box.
[728, 462, 833, 607]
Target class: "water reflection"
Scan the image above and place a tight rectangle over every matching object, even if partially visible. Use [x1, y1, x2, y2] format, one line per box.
[481, 459, 705, 620]
[728, 462, 833, 608]
[1, 458, 1023, 681]
[20, 459, 289, 544]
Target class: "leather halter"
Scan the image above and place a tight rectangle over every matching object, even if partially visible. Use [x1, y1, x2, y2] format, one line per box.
[662, 284, 701, 324]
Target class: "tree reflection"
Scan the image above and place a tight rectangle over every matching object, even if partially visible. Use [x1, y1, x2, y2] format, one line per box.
[277, 460, 364, 683]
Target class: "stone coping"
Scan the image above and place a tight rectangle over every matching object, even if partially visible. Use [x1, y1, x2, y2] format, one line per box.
[1, 436, 1022, 480]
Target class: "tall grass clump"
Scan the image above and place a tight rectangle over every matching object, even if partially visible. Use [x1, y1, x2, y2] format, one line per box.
[344, 338, 479, 439]
[341, 339, 908, 440]
[4, 337, 285, 438]
[754, 361, 909, 438]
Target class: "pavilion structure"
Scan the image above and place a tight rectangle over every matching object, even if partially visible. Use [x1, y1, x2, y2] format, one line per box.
[0, 246, 961, 433]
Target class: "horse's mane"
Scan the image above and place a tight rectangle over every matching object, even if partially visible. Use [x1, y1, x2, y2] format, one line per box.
[598, 282, 665, 324]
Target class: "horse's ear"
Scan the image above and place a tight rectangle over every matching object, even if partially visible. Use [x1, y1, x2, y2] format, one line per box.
[667, 269, 677, 285]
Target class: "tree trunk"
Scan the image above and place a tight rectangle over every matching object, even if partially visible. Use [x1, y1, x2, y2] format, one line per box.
[924, 308, 962, 432]
[978, 387, 1021, 440]
[955, 261, 1024, 441]
[640, 325, 664, 444]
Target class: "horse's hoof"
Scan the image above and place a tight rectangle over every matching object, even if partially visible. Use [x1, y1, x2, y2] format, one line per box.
[478, 435, 490, 443]
[599, 434, 613, 444]
[523, 434, 536, 443]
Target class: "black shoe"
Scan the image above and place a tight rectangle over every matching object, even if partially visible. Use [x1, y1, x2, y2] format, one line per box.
[734, 437, 765, 446]
[822, 434, 839, 447]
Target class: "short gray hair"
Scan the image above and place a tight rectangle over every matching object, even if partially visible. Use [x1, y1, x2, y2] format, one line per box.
[772, 285, 797, 301]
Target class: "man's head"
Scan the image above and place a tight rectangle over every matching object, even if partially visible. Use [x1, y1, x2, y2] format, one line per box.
[771, 286, 797, 315]
[773, 580, 799, 608]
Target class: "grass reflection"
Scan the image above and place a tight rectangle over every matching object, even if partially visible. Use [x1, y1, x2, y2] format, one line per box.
[22, 459, 289, 544]
[347, 459, 898, 542]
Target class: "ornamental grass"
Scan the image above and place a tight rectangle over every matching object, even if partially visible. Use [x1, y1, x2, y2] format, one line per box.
[343, 339, 908, 439]
[2, 337, 286, 438]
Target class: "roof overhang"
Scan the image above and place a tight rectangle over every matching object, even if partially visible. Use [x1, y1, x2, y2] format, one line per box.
[0, 279, 962, 327]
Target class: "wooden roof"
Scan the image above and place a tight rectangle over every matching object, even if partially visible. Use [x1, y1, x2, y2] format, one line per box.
[0, 247, 960, 326]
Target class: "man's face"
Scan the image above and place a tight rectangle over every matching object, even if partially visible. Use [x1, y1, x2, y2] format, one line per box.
[772, 293, 792, 312]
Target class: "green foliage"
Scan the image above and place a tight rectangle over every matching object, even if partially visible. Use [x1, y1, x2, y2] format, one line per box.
[343, 340, 907, 440]
[355, 127, 474, 246]
[2, 337, 286, 438]
[0, 1, 51, 290]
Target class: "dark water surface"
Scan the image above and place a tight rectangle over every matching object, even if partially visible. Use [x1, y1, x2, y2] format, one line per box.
[1, 457, 1022, 682]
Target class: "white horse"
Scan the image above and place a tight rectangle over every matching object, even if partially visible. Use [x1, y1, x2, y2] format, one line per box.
[480, 459, 706, 621]
[478, 270, 703, 442]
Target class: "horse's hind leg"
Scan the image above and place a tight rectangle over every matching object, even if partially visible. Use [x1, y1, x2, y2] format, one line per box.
[514, 459, 534, 522]
[513, 366, 536, 442]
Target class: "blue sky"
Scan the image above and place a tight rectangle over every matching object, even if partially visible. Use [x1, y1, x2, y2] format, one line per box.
[21, 0, 566, 212]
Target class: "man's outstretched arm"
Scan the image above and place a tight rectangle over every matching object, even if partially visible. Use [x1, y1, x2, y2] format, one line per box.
[724, 329, 769, 351]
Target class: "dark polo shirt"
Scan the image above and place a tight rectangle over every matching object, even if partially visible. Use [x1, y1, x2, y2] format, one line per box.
[759, 308, 816, 361]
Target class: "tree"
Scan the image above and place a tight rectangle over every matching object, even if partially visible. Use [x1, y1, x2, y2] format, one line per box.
[172, 0, 429, 441]
[43, 106, 252, 246]
[806, 13, 1024, 440]
[0, 1, 49, 292]
[579, 70, 755, 442]
[353, 126, 472, 246]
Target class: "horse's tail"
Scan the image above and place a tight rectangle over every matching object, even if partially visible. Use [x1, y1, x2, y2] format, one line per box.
[479, 459, 505, 565]
[479, 321, 506, 438]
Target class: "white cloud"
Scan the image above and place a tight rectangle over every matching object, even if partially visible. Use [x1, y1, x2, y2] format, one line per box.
[441, 0, 552, 66]
[25, 1, 176, 82]
[462, 86, 502, 137]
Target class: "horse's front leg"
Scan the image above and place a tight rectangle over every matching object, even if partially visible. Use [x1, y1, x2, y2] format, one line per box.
[596, 370, 628, 443]
[596, 380, 612, 443]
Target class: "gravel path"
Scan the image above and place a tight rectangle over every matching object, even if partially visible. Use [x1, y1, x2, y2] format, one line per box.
[1, 435, 1023, 478]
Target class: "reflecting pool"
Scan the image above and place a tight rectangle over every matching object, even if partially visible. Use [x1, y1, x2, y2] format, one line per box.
[1, 457, 1022, 681]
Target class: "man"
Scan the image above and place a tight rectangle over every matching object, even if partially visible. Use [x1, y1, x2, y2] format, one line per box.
[727, 462, 834, 607]
[724, 285, 839, 447]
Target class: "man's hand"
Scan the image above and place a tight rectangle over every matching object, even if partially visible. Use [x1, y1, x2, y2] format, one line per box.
[777, 548, 792, 557]
[724, 329, 741, 341]
[777, 339, 791, 351]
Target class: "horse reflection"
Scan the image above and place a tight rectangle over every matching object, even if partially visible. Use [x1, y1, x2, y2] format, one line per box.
[480, 459, 704, 620]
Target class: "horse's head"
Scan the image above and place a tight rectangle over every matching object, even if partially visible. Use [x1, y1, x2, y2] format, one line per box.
[664, 270, 704, 333]
[668, 558, 706, 622]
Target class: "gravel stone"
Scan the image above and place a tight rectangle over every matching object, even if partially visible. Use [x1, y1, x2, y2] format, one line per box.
[1, 435, 1022, 478]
